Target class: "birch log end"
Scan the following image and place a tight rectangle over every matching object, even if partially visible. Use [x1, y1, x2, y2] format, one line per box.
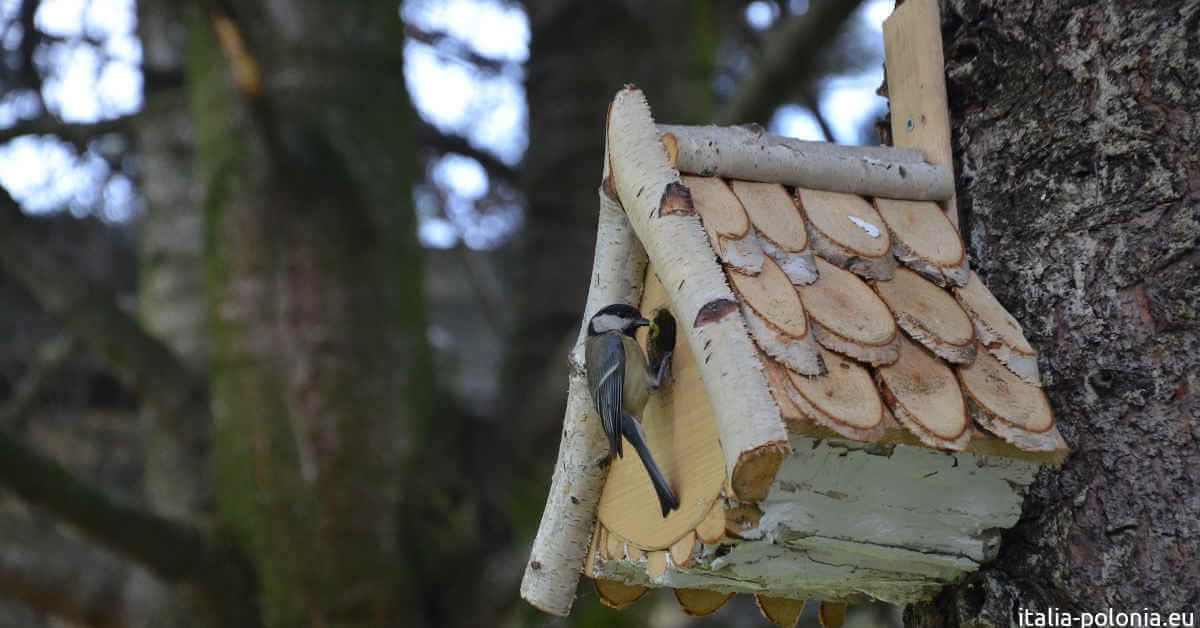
[675, 588, 735, 617]
[958, 345, 1058, 451]
[756, 595, 807, 628]
[785, 347, 887, 442]
[876, 335, 970, 451]
[796, 188, 896, 280]
[727, 257, 824, 375]
[954, 271, 1042, 385]
[797, 258, 901, 365]
[819, 601, 848, 628]
[873, 266, 977, 364]
[731, 180, 818, 285]
[685, 175, 764, 275]
[594, 579, 649, 610]
[874, 198, 968, 287]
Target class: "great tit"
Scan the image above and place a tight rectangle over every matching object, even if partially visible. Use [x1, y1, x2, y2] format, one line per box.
[585, 303, 680, 517]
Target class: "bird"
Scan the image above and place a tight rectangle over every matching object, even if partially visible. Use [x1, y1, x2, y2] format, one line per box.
[585, 303, 680, 517]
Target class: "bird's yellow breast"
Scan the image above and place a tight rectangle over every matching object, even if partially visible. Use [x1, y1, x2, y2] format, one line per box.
[621, 334, 649, 414]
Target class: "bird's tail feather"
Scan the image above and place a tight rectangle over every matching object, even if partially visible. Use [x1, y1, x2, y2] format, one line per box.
[622, 412, 680, 517]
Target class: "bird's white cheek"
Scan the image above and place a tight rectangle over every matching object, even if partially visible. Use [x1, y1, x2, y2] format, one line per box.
[591, 314, 625, 334]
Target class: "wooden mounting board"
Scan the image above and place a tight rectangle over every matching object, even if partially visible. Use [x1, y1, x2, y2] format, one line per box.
[884, 0, 958, 230]
[596, 269, 726, 550]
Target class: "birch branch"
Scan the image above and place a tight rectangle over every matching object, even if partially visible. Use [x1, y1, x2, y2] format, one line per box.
[520, 186, 649, 617]
[658, 123, 954, 200]
[609, 87, 789, 502]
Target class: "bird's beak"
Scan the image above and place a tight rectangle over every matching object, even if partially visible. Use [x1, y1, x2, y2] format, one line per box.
[634, 317, 651, 328]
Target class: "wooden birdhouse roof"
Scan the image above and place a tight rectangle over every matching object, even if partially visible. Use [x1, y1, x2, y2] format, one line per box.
[522, 2, 1066, 621]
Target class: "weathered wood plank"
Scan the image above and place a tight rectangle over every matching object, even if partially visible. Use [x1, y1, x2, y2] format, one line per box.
[588, 435, 1039, 604]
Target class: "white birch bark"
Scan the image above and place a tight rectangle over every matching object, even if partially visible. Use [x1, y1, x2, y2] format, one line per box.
[589, 436, 1040, 604]
[520, 186, 648, 616]
[658, 123, 954, 201]
[609, 87, 790, 502]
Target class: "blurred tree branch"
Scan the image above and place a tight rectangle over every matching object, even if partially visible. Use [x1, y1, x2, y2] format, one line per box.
[0, 429, 256, 624]
[0, 115, 137, 152]
[720, 0, 867, 125]
[0, 512, 155, 628]
[404, 24, 517, 76]
[418, 123, 518, 182]
[15, 0, 44, 94]
[0, 187, 253, 618]
[0, 333, 74, 433]
[801, 88, 836, 142]
[0, 187, 211, 474]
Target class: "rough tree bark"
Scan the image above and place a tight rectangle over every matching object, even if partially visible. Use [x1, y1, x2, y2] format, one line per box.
[188, 1, 440, 625]
[907, 1, 1199, 624]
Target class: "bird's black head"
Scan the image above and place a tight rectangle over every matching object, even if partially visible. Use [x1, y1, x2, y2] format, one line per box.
[587, 303, 650, 338]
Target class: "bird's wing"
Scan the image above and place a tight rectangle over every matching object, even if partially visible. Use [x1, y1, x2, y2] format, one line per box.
[586, 332, 625, 458]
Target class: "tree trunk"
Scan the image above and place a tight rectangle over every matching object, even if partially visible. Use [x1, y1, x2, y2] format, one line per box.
[908, 1, 1199, 623]
[137, 0, 210, 534]
[187, 2, 436, 625]
[134, 1, 218, 624]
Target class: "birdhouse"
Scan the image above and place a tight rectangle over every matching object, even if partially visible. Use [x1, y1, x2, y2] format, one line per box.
[521, 1, 1066, 624]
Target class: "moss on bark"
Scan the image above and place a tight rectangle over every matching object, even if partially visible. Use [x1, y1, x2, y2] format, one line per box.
[187, 2, 434, 625]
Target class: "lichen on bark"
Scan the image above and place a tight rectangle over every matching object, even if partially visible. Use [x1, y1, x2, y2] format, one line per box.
[908, 1, 1200, 623]
[188, 1, 435, 625]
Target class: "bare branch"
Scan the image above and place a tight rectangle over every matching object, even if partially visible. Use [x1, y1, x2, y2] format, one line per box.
[0, 333, 74, 433]
[454, 245, 504, 334]
[404, 24, 516, 76]
[0, 512, 161, 628]
[0, 188, 211, 465]
[16, 0, 45, 93]
[417, 123, 518, 182]
[801, 89, 836, 143]
[0, 115, 137, 152]
[0, 429, 219, 588]
[720, 0, 868, 126]
[0, 428, 260, 625]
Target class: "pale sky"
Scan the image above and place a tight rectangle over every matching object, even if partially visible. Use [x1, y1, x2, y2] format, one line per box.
[0, 0, 893, 247]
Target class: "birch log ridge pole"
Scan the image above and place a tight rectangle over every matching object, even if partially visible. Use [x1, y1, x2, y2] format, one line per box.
[658, 123, 954, 201]
[520, 184, 648, 616]
[608, 86, 790, 502]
